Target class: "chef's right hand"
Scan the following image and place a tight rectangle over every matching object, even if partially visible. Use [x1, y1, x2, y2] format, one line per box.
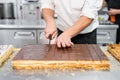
[44, 24, 57, 40]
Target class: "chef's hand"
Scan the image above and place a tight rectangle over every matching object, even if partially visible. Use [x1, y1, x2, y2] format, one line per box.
[56, 33, 74, 48]
[108, 8, 119, 15]
[44, 24, 57, 39]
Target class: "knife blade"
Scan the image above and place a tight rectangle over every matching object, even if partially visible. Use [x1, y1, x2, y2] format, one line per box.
[48, 34, 52, 52]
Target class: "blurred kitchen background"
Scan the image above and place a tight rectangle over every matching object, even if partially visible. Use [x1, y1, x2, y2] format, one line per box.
[0, 0, 119, 48]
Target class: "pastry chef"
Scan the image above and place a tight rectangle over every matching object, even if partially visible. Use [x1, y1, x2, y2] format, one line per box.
[41, 0, 103, 48]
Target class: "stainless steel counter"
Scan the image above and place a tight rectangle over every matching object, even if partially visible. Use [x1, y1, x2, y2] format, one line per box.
[0, 19, 119, 47]
[0, 19, 45, 29]
[0, 19, 119, 29]
[0, 46, 120, 80]
[98, 24, 118, 29]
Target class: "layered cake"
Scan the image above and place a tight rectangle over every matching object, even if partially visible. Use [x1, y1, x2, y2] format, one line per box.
[0, 45, 14, 66]
[108, 44, 120, 62]
[12, 44, 110, 70]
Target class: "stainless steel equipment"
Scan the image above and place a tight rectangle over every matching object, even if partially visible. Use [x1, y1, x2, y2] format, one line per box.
[22, 3, 40, 20]
[18, 0, 41, 25]
[0, 20, 47, 48]
[0, 3, 4, 19]
[25, 0, 39, 2]
[3, 3, 15, 19]
[97, 24, 119, 45]
[97, 7, 119, 45]
[0, 29, 37, 48]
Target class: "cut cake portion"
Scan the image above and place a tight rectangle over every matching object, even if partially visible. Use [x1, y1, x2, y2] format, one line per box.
[0, 45, 14, 66]
[108, 44, 120, 62]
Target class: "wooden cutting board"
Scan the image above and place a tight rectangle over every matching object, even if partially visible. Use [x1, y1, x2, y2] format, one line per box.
[12, 44, 110, 70]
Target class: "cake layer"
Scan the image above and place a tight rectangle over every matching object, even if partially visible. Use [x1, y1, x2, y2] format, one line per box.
[12, 60, 109, 70]
[12, 44, 110, 70]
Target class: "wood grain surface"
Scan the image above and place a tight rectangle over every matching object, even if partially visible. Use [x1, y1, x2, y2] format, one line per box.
[13, 44, 109, 61]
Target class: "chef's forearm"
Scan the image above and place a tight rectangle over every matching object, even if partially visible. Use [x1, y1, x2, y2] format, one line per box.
[116, 9, 120, 14]
[64, 16, 93, 38]
[42, 8, 55, 24]
[109, 9, 120, 15]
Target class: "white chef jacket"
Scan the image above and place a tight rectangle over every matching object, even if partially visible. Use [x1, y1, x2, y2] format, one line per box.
[41, 0, 103, 34]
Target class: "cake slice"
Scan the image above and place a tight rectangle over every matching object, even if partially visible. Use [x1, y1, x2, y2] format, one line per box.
[108, 44, 120, 62]
[0, 45, 14, 66]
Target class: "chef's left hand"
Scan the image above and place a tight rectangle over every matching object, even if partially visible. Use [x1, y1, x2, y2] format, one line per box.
[56, 33, 74, 48]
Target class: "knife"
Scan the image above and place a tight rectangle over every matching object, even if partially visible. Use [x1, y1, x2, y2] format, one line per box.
[48, 34, 52, 52]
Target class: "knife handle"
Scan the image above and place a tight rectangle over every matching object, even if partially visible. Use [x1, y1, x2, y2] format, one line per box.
[48, 34, 52, 40]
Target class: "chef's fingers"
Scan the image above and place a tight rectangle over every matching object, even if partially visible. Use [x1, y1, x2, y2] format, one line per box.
[45, 31, 57, 39]
[108, 11, 112, 15]
[57, 39, 73, 48]
[61, 40, 70, 48]
[69, 42, 74, 47]
[45, 33, 51, 39]
[64, 40, 73, 48]
[54, 40, 57, 44]
[44, 29, 52, 39]
[70, 42, 74, 46]
[45, 33, 53, 39]
[56, 34, 74, 48]
[68, 39, 74, 46]
[52, 31, 57, 39]
[61, 42, 67, 48]
[65, 42, 72, 47]
[57, 39, 62, 48]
